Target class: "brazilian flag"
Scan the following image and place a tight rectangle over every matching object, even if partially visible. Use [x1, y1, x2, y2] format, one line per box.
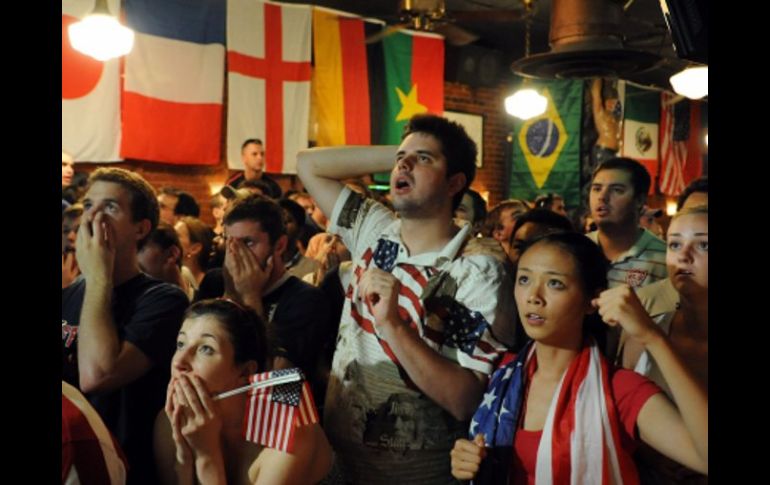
[368, 30, 444, 183]
[508, 79, 583, 207]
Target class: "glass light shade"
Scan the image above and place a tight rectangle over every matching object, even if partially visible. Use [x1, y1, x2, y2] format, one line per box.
[670, 66, 708, 100]
[666, 200, 678, 216]
[68, 14, 135, 61]
[505, 89, 547, 120]
[209, 184, 224, 196]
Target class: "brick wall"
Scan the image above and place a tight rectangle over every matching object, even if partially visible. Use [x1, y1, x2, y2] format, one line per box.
[74, 80, 517, 224]
[444, 81, 513, 208]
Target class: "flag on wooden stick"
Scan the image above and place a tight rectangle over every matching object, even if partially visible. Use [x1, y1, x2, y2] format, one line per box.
[241, 369, 318, 453]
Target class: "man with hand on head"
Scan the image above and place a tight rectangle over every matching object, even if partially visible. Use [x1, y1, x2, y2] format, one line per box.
[297, 114, 514, 484]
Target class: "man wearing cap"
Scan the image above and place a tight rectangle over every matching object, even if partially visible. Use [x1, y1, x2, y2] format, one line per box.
[226, 138, 283, 198]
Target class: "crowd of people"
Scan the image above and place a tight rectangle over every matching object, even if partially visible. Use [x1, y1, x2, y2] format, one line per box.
[62, 114, 707, 484]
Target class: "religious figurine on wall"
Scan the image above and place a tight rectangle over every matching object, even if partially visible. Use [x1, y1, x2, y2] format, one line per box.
[590, 78, 622, 165]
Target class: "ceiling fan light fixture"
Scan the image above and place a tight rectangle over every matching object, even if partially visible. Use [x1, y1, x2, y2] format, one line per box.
[669, 66, 708, 99]
[505, 88, 547, 120]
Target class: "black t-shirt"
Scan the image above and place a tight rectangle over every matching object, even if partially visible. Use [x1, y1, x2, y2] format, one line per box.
[195, 268, 225, 302]
[263, 275, 330, 379]
[194, 270, 330, 387]
[62, 273, 188, 485]
[317, 266, 345, 367]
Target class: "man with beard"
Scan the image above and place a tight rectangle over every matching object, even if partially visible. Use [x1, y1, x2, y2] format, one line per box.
[297, 114, 512, 484]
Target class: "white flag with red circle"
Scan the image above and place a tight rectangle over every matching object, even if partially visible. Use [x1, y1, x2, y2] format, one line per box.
[62, 0, 122, 162]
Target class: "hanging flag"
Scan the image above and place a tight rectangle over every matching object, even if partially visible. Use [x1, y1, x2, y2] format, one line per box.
[62, 0, 122, 162]
[312, 8, 375, 146]
[380, 30, 444, 144]
[242, 369, 319, 453]
[227, 0, 312, 174]
[620, 84, 660, 193]
[659, 94, 703, 196]
[122, 0, 225, 165]
[365, 29, 443, 183]
[509, 79, 583, 207]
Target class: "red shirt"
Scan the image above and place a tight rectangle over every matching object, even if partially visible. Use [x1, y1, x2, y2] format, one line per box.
[510, 366, 661, 484]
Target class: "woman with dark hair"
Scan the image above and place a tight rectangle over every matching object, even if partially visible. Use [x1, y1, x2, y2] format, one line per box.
[154, 299, 333, 484]
[175, 217, 215, 288]
[455, 188, 488, 237]
[503, 209, 575, 353]
[506, 208, 574, 266]
[450, 233, 707, 484]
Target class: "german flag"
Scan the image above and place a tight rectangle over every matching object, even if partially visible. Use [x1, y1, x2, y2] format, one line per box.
[312, 9, 372, 146]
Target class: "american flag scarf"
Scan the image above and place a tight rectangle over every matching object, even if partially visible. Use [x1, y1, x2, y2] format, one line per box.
[242, 368, 319, 453]
[470, 340, 638, 485]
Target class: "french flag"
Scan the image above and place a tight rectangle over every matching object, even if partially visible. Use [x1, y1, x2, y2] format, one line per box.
[122, 0, 225, 165]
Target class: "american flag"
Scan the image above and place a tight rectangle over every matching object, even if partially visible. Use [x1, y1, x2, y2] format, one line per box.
[242, 369, 318, 452]
[470, 342, 638, 485]
[350, 239, 502, 387]
[660, 93, 701, 196]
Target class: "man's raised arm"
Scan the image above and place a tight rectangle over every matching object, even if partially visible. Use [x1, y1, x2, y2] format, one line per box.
[296, 146, 397, 217]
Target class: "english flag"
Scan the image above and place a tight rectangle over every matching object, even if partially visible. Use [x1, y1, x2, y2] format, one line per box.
[226, 0, 312, 174]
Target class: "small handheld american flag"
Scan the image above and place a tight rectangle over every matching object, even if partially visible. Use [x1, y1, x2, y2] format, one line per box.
[241, 368, 319, 453]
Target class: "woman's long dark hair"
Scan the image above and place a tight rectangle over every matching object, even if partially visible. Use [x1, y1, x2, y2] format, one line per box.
[517, 232, 610, 352]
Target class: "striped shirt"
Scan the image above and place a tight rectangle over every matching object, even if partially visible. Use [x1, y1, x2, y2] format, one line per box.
[323, 188, 513, 484]
[588, 229, 668, 288]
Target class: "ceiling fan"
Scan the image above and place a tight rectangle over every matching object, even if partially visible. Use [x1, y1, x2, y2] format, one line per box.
[366, 0, 536, 46]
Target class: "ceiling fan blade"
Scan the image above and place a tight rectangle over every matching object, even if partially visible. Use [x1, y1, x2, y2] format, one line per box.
[662, 93, 686, 106]
[365, 24, 408, 44]
[450, 8, 533, 24]
[433, 23, 479, 46]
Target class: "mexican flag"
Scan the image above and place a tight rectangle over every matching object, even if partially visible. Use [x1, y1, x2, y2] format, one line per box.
[371, 30, 444, 183]
[620, 83, 660, 194]
[509, 79, 583, 208]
